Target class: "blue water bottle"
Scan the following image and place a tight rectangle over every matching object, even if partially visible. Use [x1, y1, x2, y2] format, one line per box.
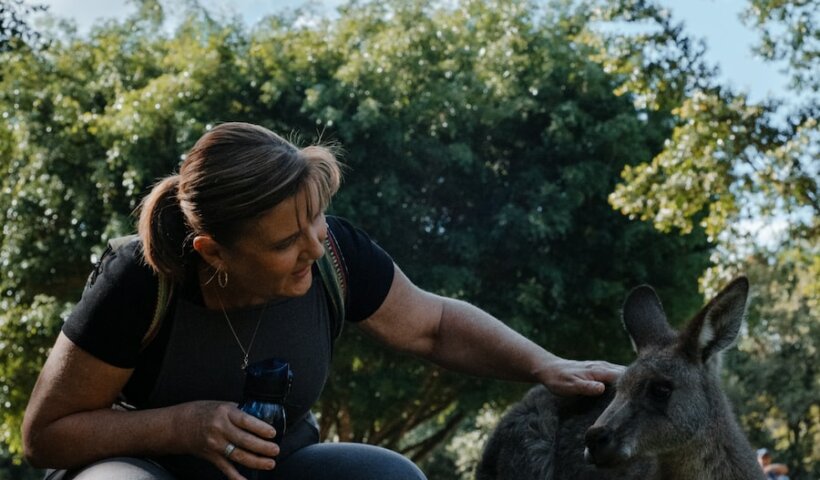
[238, 358, 293, 445]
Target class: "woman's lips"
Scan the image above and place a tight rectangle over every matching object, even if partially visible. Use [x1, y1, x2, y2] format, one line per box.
[293, 265, 312, 278]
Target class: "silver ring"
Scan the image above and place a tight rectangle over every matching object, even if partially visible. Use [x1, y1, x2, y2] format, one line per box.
[223, 442, 236, 459]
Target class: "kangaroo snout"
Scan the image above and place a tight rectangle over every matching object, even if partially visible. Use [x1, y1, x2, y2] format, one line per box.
[584, 425, 623, 467]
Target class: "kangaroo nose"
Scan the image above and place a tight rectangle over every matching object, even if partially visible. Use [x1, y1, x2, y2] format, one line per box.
[584, 426, 614, 465]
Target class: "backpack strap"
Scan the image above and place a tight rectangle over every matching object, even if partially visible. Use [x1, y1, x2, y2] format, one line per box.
[106, 234, 138, 252]
[90, 234, 174, 351]
[142, 273, 173, 350]
[316, 227, 348, 339]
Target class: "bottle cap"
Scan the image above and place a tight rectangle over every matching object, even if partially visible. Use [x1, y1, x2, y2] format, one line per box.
[243, 358, 293, 403]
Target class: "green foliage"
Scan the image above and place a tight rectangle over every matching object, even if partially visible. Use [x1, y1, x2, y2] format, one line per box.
[609, 89, 800, 240]
[0, 0, 712, 473]
[724, 246, 819, 479]
[587, 0, 718, 112]
[741, 0, 820, 92]
[0, 296, 69, 459]
[0, 0, 48, 53]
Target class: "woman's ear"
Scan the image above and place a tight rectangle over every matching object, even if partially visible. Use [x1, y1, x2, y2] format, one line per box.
[193, 234, 226, 270]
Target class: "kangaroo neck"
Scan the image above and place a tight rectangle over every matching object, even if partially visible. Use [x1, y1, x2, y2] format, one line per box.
[657, 451, 765, 480]
[656, 415, 765, 480]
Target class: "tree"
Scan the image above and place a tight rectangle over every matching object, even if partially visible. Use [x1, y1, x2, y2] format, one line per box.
[0, 0, 47, 53]
[741, 0, 819, 93]
[724, 246, 819, 480]
[0, 0, 710, 473]
[253, 0, 709, 459]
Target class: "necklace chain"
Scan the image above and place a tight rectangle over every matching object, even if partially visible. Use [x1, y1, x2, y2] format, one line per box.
[216, 292, 265, 370]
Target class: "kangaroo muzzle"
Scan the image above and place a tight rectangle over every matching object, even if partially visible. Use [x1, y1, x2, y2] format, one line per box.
[584, 425, 626, 467]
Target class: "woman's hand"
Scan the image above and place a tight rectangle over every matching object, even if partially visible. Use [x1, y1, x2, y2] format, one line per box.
[173, 400, 280, 480]
[536, 358, 625, 396]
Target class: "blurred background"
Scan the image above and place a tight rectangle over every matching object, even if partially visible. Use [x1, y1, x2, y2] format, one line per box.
[1, 0, 817, 478]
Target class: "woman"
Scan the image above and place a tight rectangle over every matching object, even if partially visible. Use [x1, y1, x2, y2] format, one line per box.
[22, 122, 623, 480]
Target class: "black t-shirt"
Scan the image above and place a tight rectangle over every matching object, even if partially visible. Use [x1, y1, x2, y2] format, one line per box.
[62, 216, 394, 407]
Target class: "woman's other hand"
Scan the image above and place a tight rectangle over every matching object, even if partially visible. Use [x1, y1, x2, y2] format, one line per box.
[173, 400, 280, 480]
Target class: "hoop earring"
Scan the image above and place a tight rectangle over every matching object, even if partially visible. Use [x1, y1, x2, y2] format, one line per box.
[218, 270, 229, 289]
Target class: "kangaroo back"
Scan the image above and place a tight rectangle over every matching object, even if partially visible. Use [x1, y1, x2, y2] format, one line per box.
[476, 386, 655, 480]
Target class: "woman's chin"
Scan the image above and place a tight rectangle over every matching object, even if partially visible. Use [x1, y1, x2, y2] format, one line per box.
[281, 272, 313, 297]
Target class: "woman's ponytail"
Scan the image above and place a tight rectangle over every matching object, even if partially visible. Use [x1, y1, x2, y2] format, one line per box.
[138, 175, 190, 283]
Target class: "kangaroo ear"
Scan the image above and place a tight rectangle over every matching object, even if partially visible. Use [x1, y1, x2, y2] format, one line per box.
[622, 285, 676, 353]
[682, 277, 749, 363]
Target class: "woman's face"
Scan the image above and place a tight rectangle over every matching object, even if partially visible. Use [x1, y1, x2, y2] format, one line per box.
[223, 188, 327, 301]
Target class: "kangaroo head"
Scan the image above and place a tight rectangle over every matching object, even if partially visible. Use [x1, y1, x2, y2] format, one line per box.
[584, 277, 749, 468]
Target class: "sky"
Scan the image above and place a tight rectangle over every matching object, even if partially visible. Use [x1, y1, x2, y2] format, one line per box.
[37, 0, 790, 104]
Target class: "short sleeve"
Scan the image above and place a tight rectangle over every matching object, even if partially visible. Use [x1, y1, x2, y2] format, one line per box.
[62, 240, 159, 368]
[327, 216, 395, 322]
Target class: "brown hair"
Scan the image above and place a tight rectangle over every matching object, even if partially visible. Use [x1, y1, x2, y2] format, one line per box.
[138, 122, 341, 283]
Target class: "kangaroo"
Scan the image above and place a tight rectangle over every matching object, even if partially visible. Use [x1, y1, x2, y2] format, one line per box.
[476, 277, 764, 480]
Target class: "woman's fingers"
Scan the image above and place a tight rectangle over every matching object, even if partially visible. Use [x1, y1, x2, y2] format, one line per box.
[227, 420, 280, 459]
[229, 407, 277, 441]
[220, 407, 280, 467]
[178, 400, 280, 472]
[212, 455, 248, 480]
[222, 443, 277, 471]
[540, 359, 626, 396]
[587, 361, 626, 384]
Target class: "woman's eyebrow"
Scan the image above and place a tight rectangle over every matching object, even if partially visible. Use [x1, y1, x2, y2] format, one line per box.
[268, 210, 321, 245]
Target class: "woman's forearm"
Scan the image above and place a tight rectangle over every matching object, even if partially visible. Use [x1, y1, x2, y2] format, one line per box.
[360, 268, 623, 396]
[427, 297, 555, 382]
[22, 333, 193, 469]
[25, 404, 183, 469]
[428, 297, 623, 396]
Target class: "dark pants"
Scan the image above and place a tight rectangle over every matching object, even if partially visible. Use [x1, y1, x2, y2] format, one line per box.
[45, 443, 427, 480]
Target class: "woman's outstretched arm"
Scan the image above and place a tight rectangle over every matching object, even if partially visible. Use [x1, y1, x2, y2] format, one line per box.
[359, 266, 624, 396]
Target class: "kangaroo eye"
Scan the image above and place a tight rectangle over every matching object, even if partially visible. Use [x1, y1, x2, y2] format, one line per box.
[648, 381, 673, 401]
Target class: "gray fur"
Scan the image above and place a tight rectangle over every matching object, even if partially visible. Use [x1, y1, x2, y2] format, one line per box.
[476, 277, 763, 480]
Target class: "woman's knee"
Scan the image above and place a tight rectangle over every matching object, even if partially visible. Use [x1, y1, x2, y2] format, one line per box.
[359, 446, 425, 480]
[278, 443, 426, 480]
[57, 457, 175, 480]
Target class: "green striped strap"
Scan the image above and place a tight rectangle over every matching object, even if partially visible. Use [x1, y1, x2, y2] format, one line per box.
[316, 229, 348, 338]
[140, 273, 173, 350]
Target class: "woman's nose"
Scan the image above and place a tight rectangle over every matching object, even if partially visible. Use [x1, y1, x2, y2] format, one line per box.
[302, 225, 325, 260]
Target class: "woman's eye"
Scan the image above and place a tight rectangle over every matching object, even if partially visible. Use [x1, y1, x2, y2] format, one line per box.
[648, 381, 673, 401]
[272, 237, 297, 250]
